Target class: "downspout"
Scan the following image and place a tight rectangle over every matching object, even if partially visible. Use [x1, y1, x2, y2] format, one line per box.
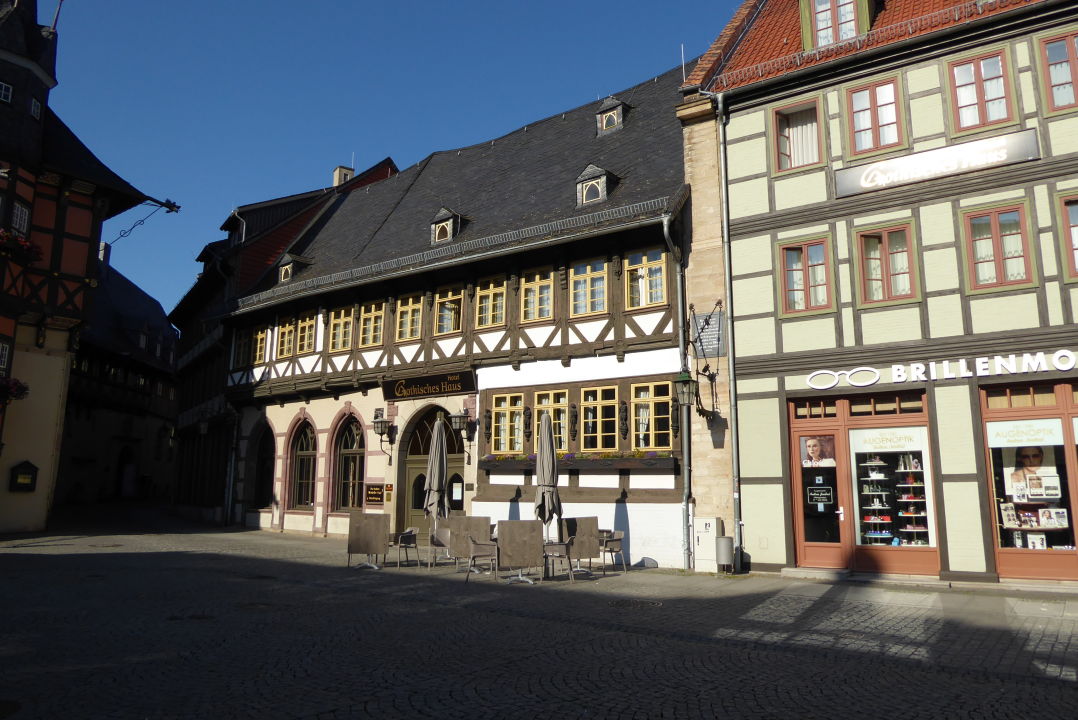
[662, 213, 692, 571]
[716, 92, 744, 573]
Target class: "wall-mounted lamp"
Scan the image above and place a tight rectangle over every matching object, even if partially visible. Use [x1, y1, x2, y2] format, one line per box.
[372, 408, 397, 465]
[448, 408, 477, 464]
[675, 370, 716, 426]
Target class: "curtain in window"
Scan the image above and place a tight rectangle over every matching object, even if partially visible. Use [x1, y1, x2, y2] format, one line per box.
[807, 243, 828, 306]
[970, 216, 997, 285]
[1047, 40, 1075, 107]
[954, 63, 980, 127]
[635, 406, 650, 447]
[785, 247, 805, 310]
[781, 109, 819, 168]
[889, 231, 911, 297]
[863, 236, 883, 301]
[1068, 203, 1078, 271]
[998, 211, 1025, 281]
[981, 56, 1007, 122]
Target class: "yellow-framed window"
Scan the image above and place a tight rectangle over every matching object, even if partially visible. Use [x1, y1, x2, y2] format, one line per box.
[254, 328, 267, 365]
[358, 301, 384, 347]
[581, 386, 618, 451]
[570, 259, 606, 316]
[328, 307, 353, 352]
[631, 382, 672, 450]
[276, 319, 296, 358]
[296, 313, 316, 354]
[521, 268, 553, 322]
[534, 390, 568, 451]
[475, 278, 506, 328]
[435, 286, 463, 335]
[397, 296, 422, 341]
[492, 393, 524, 453]
[625, 249, 665, 308]
[233, 329, 251, 368]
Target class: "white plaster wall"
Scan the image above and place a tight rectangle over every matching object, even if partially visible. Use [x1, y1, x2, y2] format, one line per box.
[742, 482, 788, 566]
[246, 510, 273, 529]
[727, 137, 768, 179]
[737, 398, 784, 478]
[781, 317, 836, 352]
[479, 501, 687, 568]
[774, 172, 828, 210]
[726, 110, 766, 140]
[933, 385, 977, 475]
[922, 248, 959, 292]
[909, 95, 945, 138]
[941, 481, 987, 573]
[477, 348, 680, 390]
[1048, 115, 1078, 155]
[729, 177, 770, 219]
[732, 275, 775, 314]
[969, 293, 1039, 334]
[731, 235, 773, 275]
[860, 306, 922, 345]
[927, 295, 965, 338]
[734, 317, 776, 356]
[736, 377, 779, 394]
[327, 515, 350, 536]
[283, 513, 315, 533]
[906, 65, 940, 93]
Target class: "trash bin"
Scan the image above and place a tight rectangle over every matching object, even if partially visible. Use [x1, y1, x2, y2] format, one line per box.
[716, 536, 734, 568]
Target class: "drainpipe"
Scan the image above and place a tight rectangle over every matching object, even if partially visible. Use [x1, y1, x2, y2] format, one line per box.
[662, 213, 693, 571]
[715, 92, 744, 573]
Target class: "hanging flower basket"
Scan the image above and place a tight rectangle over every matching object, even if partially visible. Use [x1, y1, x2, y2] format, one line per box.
[0, 228, 43, 265]
[0, 377, 29, 405]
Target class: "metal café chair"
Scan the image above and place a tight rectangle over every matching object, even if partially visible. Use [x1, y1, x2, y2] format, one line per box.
[543, 536, 575, 583]
[600, 529, 628, 575]
[463, 535, 498, 583]
[391, 527, 419, 567]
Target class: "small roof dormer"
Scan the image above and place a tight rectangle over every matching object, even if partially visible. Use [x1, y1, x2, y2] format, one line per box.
[576, 164, 615, 207]
[277, 252, 312, 284]
[431, 207, 461, 244]
[596, 96, 627, 136]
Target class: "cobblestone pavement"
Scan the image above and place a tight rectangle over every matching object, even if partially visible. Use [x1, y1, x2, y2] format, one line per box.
[2, 508, 1077, 719]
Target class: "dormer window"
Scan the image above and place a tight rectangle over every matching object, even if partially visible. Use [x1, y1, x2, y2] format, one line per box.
[430, 207, 460, 244]
[806, 0, 862, 49]
[0, 82, 11, 104]
[279, 264, 293, 283]
[576, 164, 612, 206]
[596, 96, 626, 135]
[30, 98, 41, 120]
[276, 252, 311, 284]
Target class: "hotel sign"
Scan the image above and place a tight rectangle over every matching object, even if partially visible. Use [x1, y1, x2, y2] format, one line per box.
[834, 129, 1039, 198]
[806, 349, 1076, 391]
[382, 370, 476, 401]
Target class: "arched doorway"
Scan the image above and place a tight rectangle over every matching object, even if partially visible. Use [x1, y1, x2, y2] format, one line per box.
[116, 446, 137, 499]
[399, 406, 465, 536]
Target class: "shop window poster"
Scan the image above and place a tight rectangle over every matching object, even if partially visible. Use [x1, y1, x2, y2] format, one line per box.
[801, 436, 836, 467]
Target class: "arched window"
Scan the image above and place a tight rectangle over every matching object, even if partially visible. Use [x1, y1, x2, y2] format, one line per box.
[412, 473, 426, 510]
[290, 423, 316, 509]
[335, 419, 364, 510]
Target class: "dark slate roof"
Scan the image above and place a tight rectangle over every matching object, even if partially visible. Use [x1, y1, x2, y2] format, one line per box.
[42, 108, 147, 217]
[236, 63, 689, 313]
[84, 261, 177, 372]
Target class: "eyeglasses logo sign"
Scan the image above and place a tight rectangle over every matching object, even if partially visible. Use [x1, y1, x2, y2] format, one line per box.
[805, 366, 881, 391]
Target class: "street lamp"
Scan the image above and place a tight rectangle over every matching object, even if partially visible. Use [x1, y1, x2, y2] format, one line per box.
[674, 371, 697, 409]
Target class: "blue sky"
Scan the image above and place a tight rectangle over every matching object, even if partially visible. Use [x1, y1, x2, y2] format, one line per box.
[45, 1, 732, 314]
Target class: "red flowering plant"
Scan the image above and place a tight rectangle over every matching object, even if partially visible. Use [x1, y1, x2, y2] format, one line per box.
[0, 228, 43, 265]
[0, 377, 29, 405]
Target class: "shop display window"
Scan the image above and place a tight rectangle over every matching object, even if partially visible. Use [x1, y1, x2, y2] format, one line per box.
[849, 427, 935, 547]
[986, 419, 1074, 551]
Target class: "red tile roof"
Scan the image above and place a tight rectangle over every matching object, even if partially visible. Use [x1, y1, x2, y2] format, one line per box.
[685, 0, 1046, 93]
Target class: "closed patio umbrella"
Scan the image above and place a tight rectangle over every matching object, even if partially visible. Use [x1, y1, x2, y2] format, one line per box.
[534, 411, 561, 539]
[423, 413, 449, 521]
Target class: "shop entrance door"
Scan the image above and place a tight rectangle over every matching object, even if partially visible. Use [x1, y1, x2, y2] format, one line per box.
[792, 432, 854, 568]
[397, 406, 466, 539]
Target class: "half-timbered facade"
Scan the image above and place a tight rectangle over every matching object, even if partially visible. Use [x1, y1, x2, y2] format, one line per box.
[681, 0, 1078, 581]
[225, 65, 696, 566]
[0, 1, 162, 531]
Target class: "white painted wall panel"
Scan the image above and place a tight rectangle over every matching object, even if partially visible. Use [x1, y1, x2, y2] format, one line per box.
[477, 348, 681, 390]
